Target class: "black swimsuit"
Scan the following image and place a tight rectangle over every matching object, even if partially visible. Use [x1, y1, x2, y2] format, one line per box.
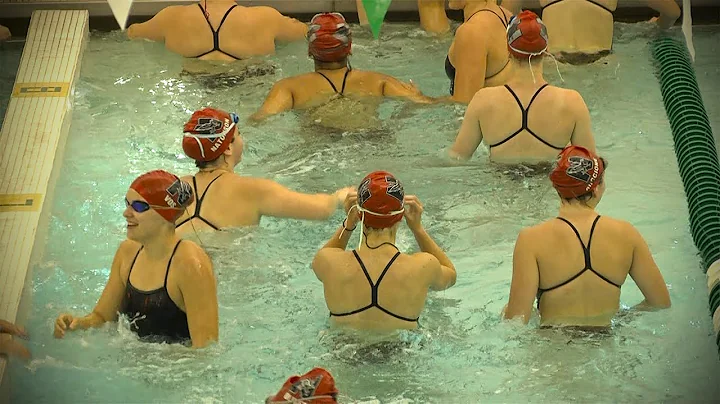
[541, 0, 614, 14]
[488, 84, 565, 150]
[120, 241, 191, 344]
[175, 174, 224, 230]
[536, 216, 622, 308]
[317, 68, 352, 96]
[445, 8, 510, 96]
[329, 250, 419, 323]
[192, 4, 243, 59]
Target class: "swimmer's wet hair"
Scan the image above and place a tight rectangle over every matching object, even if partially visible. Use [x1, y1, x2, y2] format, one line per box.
[195, 157, 220, 169]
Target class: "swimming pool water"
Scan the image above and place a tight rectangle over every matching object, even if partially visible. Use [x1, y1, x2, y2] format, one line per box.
[4, 21, 720, 403]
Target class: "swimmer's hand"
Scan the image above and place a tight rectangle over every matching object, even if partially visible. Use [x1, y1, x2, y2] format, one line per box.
[53, 313, 97, 338]
[53, 314, 75, 338]
[342, 192, 360, 227]
[403, 195, 424, 231]
[0, 334, 31, 360]
[334, 187, 355, 209]
[0, 319, 29, 339]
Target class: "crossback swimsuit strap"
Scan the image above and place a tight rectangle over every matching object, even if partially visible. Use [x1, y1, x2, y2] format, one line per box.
[329, 251, 419, 323]
[541, 0, 614, 14]
[193, 4, 242, 60]
[536, 216, 622, 308]
[488, 84, 565, 150]
[175, 173, 225, 230]
[316, 68, 352, 96]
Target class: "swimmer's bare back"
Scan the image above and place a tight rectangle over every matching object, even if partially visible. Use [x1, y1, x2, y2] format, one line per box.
[252, 68, 432, 120]
[127, 3, 307, 61]
[539, 0, 618, 56]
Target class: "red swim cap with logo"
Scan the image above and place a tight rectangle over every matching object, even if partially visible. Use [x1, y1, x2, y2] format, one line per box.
[357, 171, 405, 229]
[129, 170, 194, 222]
[507, 10, 549, 58]
[268, 367, 338, 403]
[182, 107, 238, 162]
[307, 12, 352, 63]
[549, 146, 606, 199]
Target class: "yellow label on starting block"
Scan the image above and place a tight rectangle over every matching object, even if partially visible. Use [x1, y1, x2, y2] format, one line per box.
[12, 82, 69, 98]
[0, 194, 43, 212]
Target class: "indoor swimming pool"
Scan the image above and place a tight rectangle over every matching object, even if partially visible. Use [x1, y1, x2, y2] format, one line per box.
[2, 20, 720, 403]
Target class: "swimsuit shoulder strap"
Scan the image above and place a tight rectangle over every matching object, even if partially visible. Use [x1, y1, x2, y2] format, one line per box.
[352, 250, 375, 287]
[339, 68, 352, 95]
[317, 71, 339, 93]
[217, 5, 238, 31]
[197, 4, 214, 30]
[467, 8, 509, 28]
[127, 246, 144, 280]
[163, 240, 184, 289]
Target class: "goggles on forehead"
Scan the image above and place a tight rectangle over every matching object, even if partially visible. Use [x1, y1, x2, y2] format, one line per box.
[310, 12, 345, 24]
[183, 112, 239, 139]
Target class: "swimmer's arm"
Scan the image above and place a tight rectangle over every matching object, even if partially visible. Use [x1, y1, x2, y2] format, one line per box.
[381, 75, 435, 104]
[497, 0, 523, 14]
[257, 6, 307, 42]
[450, 25, 488, 103]
[417, 0, 450, 35]
[645, 0, 681, 29]
[77, 240, 136, 329]
[627, 224, 672, 310]
[254, 179, 340, 221]
[312, 223, 357, 282]
[503, 229, 539, 324]
[356, 0, 369, 26]
[249, 82, 294, 121]
[569, 91, 597, 153]
[126, 7, 173, 41]
[448, 95, 484, 160]
[178, 245, 219, 348]
[411, 229, 456, 291]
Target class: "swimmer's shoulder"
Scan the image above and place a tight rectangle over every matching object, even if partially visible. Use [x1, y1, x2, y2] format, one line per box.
[114, 239, 143, 277]
[548, 85, 586, 102]
[467, 85, 506, 110]
[118, 239, 142, 256]
[226, 175, 278, 200]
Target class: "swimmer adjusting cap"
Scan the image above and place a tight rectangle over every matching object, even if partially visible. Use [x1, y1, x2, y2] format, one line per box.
[507, 10, 549, 58]
[268, 367, 338, 403]
[307, 12, 352, 63]
[549, 146, 606, 199]
[129, 170, 193, 222]
[182, 107, 238, 162]
[357, 170, 405, 229]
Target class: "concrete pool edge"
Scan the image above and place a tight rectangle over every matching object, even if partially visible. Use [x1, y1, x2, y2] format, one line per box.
[0, 9, 89, 391]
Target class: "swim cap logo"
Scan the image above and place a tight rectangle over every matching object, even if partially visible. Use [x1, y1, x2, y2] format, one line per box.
[385, 176, 404, 203]
[285, 375, 322, 400]
[358, 178, 372, 207]
[194, 117, 223, 134]
[565, 156, 594, 183]
[165, 179, 192, 208]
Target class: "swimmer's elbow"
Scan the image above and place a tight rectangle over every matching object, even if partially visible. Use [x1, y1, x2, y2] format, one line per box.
[126, 24, 139, 39]
[448, 148, 470, 162]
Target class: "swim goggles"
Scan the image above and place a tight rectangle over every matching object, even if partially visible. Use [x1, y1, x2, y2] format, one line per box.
[125, 198, 179, 213]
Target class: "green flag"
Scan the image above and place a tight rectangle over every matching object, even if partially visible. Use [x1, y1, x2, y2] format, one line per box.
[361, 0, 392, 39]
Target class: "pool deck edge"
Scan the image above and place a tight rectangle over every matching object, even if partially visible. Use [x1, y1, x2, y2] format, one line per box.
[0, 8, 89, 388]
